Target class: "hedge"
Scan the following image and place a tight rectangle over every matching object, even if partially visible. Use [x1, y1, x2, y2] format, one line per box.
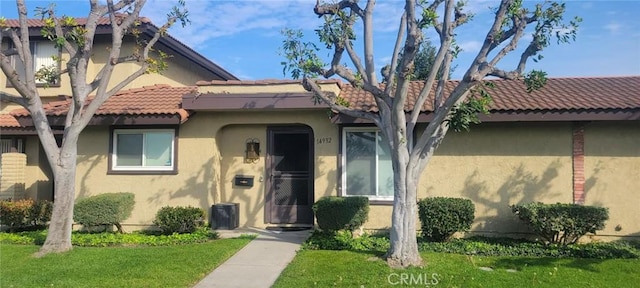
[74, 193, 135, 233]
[313, 196, 369, 232]
[418, 197, 475, 242]
[154, 206, 205, 234]
[512, 202, 609, 245]
[0, 199, 53, 232]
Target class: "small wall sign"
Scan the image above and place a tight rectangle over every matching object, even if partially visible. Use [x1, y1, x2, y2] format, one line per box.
[316, 137, 332, 144]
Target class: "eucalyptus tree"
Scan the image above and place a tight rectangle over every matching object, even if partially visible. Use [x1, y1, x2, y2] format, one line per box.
[0, 0, 188, 256]
[282, 0, 580, 267]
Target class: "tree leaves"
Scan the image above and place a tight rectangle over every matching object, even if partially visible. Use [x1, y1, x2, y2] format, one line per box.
[446, 82, 494, 132]
[280, 28, 324, 79]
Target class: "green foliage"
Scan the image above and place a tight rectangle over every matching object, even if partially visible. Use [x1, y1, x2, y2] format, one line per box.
[301, 231, 638, 260]
[446, 82, 494, 132]
[73, 193, 135, 233]
[419, 236, 639, 259]
[313, 196, 369, 232]
[418, 197, 475, 242]
[28, 199, 53, 226]
[316, 11, 355, 50]
[0, 227, 218, 247]
[36, 8, 88, 49]
[280, 28, 324, 79]
[302, 230, 389, 252]
[523, 70, 548, 92]
[334, 95, 351, 107]
[512, 202, 609, 245]
[0, 199, 53, 232]
[418, 8, 439, 28]
[0, 200, 32, 231]
[34, 63, 60, 87]
[154, 206, 205, 234]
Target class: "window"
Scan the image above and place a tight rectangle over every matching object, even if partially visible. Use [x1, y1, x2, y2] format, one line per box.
[10, 41, 59, 85]
[111, 129, 175, 172]
[0, 138, 24, 153]
[342, 128, 394, 200]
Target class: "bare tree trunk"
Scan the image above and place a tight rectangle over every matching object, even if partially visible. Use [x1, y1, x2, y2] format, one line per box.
[385, 134, 423, 267]
[34, 142, 77, 257]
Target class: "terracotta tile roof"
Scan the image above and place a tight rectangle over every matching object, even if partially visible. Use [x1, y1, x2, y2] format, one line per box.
[4, 16, 152, 28]
[196, 79, 342, 86]
[339, 76, 640, 112]
[0, 114, 21, 128]
[7, 85, 195, 124]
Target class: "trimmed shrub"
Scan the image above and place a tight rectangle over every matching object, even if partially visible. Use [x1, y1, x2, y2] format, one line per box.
[418, 197, 475, 242]
[29, 200, 53, 226]
[0, 200, 32, 232]
[0, 199, 53, 232]
[313, 196, 369, 232]
[511, 202, 609, 245]
[74, 193, 135, 233]
[154, 206, 205, 234]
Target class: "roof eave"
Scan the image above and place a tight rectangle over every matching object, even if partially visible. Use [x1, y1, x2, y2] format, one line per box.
[332, 109, 640, 124]
[182, 92, 330, 111]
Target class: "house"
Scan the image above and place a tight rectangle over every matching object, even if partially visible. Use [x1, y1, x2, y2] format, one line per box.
[2, 22, 639, 241]
[0, 17, 238, 201]
[2, 70, 639, 240]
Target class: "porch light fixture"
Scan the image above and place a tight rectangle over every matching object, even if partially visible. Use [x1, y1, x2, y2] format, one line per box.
[245, 138, 260, 163]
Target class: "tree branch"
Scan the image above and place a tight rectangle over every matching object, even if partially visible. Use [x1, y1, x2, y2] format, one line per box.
[392, 0, 421, 122]
[411, 81, 475, 162]
[409, 0, 454, 126]
[46, 8, 78, 56]
[465, 0, 513, 81]
[0, 91, 28, 108]
[344, 40, 368, 83]
[383, 11, 406, 97]
[363, 0, 377, 84]
[302, 77, 380, 123]
[314, 0, 364, 18]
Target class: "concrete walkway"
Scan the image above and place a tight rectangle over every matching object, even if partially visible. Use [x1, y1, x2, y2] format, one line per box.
[193, 228, 311, 288]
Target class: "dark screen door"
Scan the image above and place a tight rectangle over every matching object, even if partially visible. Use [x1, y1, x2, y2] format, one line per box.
[266, 127, 313, 224]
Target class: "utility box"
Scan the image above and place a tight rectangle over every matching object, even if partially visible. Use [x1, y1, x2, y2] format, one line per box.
[211, 203, 239, 230]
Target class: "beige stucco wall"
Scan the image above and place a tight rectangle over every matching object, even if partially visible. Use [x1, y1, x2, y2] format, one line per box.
[409, 122, 574, 236]
[0, 36, 219, 100]
[24, 136, 53, 201]
[583, 122, 640, 239]
[363, 123, 574, 232]
[72, 117, 638, 240]
[198, 82, 342, 96]
[74, 110, 339, 228]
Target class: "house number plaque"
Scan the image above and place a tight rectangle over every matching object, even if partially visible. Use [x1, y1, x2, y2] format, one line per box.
[316, 137, 332, 144]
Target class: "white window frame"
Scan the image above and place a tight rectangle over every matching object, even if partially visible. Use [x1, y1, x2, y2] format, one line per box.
[9, 41, 59, 85]
[341, 127, 394, 201]
[111, 129, 175, 172]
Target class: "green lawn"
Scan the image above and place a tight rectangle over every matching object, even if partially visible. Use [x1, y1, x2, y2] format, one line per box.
[0, 238, 251, 288]
[274, 250, 640, 287]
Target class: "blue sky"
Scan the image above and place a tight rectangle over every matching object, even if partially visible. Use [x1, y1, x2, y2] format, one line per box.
[1, 0, 639, 80]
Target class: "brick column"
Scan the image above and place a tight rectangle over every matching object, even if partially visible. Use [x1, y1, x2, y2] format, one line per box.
[0, 152, 27, 200]
[572, 123, 585, 204]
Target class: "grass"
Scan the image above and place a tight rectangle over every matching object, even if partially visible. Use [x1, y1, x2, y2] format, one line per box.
[0, 238, 251, 288]
[273, 250, 640, 287]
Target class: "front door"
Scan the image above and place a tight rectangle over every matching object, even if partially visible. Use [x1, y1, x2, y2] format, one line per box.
[266, 126, 314, 225]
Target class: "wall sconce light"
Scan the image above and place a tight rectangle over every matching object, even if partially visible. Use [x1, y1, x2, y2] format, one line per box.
[245, 138, 260, 163]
